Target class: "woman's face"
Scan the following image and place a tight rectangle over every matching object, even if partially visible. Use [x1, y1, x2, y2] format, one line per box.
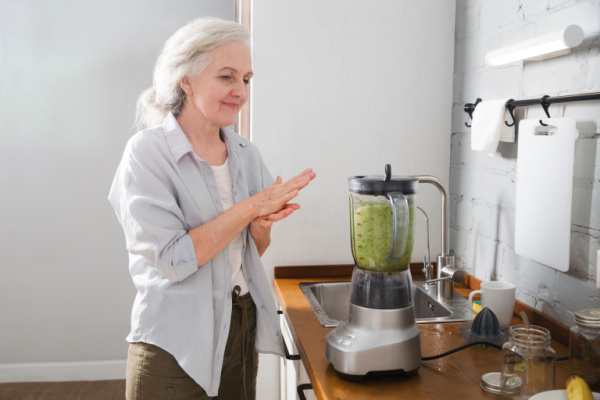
[181, 41, 252, 129]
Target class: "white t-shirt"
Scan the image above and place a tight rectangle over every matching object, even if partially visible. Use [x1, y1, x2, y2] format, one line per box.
[211, 158, 248, 295]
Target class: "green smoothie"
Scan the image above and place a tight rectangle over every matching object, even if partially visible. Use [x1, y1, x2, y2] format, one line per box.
[351, 200, 414, 272]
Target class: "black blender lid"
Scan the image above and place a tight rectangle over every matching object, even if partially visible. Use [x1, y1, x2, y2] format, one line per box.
[349, 164, 418, 195]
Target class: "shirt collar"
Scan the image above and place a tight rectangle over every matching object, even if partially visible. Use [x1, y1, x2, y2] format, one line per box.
[162, 112, 247, 163]
[163, 112, 194, 162]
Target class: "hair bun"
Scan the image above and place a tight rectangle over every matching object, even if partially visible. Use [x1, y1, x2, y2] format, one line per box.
[134, 87, 167, 131]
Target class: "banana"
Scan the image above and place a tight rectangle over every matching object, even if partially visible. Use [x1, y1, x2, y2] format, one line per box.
[566, 375, 594, 400]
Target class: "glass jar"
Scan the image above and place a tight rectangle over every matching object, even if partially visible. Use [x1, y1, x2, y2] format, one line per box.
[569, 308, 600, 392]
[501, 325, 556, 399]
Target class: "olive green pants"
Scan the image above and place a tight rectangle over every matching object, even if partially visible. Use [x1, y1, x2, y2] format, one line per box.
[126, 288, 258, 399]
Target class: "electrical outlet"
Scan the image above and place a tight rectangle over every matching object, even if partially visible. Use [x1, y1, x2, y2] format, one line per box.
[597, 250, 600, 290]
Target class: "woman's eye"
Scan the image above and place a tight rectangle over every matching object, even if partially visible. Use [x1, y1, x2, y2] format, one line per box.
[220, 75, 232, 80]
[243, 78, 250, 84]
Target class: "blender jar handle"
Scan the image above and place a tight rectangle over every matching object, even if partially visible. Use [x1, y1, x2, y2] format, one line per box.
[387, 192, 409, 261]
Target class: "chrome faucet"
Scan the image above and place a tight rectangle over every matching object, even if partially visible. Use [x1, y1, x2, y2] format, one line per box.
[415, 176, 465, 299]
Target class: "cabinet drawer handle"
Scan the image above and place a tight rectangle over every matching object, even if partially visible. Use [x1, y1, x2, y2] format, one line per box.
[297, 383, 313, 400]
[278, 310, 301, 360]
[283, 342, 301, 360]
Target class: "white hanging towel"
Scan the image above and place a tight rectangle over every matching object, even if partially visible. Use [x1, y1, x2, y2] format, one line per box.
[470, 98, 515, 156]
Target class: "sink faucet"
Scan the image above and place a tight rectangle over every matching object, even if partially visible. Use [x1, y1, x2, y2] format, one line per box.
[415, 176, 465, 299]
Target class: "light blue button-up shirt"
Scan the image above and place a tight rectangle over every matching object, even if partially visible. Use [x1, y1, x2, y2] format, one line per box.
[108, 113, 284, 396]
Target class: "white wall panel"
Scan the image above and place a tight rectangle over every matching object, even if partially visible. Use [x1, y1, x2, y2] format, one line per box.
[251, 0, 456, 278]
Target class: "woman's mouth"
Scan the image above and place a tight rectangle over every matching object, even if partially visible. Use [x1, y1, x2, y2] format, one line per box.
[222, 102, 240, 111]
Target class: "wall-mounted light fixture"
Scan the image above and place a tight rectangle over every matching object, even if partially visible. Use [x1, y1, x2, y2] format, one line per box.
[485, 24, 584, 67]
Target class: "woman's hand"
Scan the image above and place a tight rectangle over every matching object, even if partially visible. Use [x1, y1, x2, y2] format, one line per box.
[248, 169, 316, 255]
[252, 203, 300, 228]
[189, 169, 315, 266]
[252, 169, 316, 219]
[250, 205, 299, 255]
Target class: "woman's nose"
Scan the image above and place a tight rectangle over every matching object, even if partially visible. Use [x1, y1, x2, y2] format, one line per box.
[231, 80, 248, 100]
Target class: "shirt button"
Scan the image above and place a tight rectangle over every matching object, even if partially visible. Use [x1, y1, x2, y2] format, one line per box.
[166, 386, 175, 395]
[276, 331, 280, 337]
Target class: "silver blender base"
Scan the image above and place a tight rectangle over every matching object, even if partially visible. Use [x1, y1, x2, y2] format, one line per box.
[325, 302, 421, 380]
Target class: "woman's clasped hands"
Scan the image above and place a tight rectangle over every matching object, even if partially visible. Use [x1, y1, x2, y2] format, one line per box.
[251, 168, 316, 228]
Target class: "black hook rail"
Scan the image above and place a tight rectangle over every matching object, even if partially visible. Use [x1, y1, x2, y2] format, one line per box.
[464, 92, 600, 128]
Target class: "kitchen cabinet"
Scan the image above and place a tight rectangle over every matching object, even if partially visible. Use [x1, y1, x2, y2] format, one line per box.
[280, 310, 316, 400]
[274, 265, 572, 400]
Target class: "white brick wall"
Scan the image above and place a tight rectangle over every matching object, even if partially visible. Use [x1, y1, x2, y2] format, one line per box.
[452, 0, 600, 326]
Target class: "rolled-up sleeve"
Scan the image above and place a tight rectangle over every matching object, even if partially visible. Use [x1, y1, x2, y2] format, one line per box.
[109, 135, 198, 282]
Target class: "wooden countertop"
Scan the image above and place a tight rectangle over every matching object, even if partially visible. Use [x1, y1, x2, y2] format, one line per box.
[274, 265, 571, 400]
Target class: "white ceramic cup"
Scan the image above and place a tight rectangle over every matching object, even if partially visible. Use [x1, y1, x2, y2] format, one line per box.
[468, 281, 516, 325]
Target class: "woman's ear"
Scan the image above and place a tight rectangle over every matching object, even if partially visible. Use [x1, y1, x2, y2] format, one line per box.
[180, 76, 192, 96]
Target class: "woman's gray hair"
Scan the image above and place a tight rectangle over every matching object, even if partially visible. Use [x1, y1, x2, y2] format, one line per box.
[134, 17, 250, 131]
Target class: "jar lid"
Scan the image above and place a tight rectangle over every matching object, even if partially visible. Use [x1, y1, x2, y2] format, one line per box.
[481, 372, 502, 395]
[575, 309, 600, 327]
[349, 164, 418, 195]
[480, 372, 521, 395]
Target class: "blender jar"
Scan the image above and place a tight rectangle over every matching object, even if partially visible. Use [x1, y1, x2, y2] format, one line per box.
[348, 166, 417, 272]
[348, 165, 418, 309]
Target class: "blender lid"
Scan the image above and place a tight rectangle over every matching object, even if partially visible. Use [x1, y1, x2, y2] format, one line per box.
[349, 164, 418, 195]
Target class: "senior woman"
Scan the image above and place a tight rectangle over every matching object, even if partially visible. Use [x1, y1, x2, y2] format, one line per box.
[109, 17, 315, 399]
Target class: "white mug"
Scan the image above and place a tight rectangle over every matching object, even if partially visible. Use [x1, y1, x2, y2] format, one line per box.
[468, 281, 516, 325]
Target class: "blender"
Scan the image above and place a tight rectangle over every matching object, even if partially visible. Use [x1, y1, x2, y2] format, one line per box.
[326, 164, 421, 380]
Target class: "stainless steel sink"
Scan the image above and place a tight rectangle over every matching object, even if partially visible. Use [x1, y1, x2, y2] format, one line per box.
[299, 279, 474, 327]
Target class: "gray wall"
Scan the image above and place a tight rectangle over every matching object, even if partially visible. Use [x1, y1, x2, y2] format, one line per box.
[451, 0, 600, 326]
[0, 0, 233, 381]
